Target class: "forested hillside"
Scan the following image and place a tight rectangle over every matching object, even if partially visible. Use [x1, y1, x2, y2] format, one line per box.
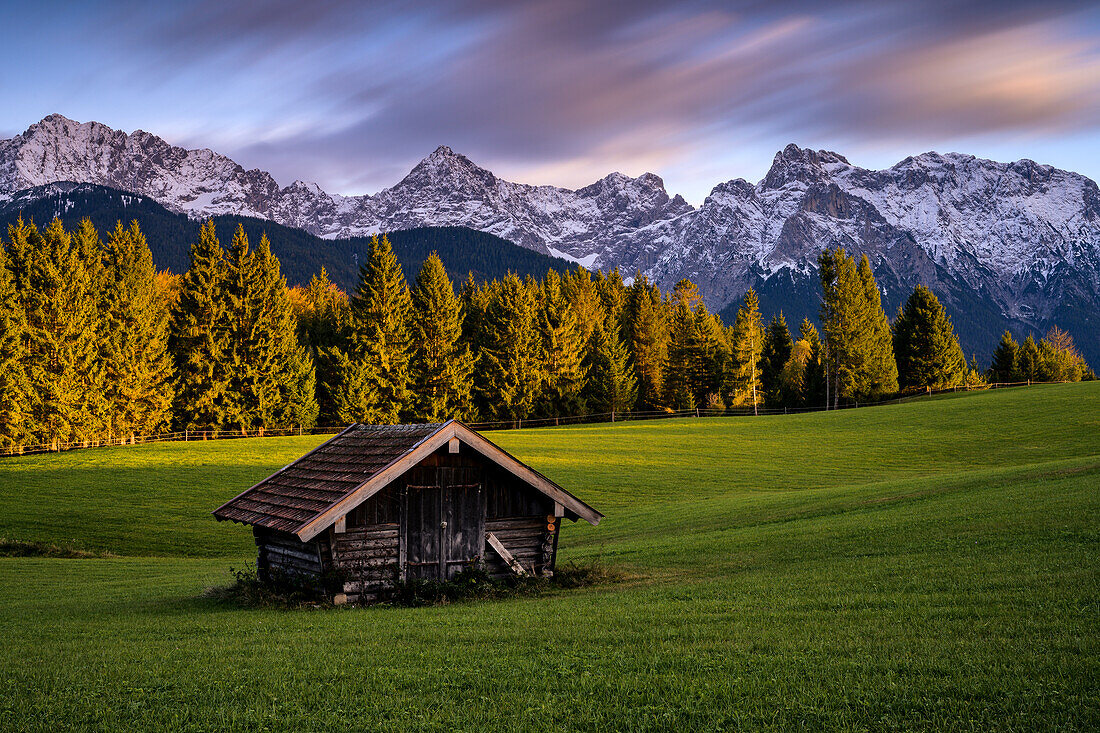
[0, 183, 573, 289]
[1, 213, 1092, 453]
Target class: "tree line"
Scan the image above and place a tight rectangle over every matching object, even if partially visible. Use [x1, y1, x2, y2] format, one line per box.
[0, 218, 1092, 452]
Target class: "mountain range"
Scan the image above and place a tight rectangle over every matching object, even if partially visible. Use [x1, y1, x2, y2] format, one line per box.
[0, 182, 573, 292]
[2, 114, 1098, 364]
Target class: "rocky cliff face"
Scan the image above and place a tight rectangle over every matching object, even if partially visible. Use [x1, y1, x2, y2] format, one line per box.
[2, 115, 1098, 360]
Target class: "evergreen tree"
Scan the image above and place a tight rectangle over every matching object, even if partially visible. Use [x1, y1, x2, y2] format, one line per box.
[561, 268, 603, 347]
[458, 273, 490, 354]
[219, 227, 316, 432]
[693, 304, 730, 408]
[988, 331, 1019, 383]
[0, 239, 30, 451]
[294, 267, 349, 424]
[295, 266, 348, 350]
[1017, 335, 1042, 381]
[623, 275, 667, 410]
[221, 225, 259, 431]
[799, 319, 827, 408]
[892, 285, 967, 391]
[344, 234, 413, 423]
[585, 320, 637, 417]
[595, 269, 627, 335]
[253, 234, 318, 428]
[728, 288, 765, 414]
[409, 253, 476, 422]
[819, 249, 897, 404]
[21, 219, 104, 447]
[537, 269, 587, 417]
[663, 298, 698, 410]
[761, 314, 793, 406]
[855, 255, 899, 399]
[479, 273, 543, 422]
[778, 339, 813, 409]
[102, 221, 175, 439]
[326, 348, 378, 423]
[169, 220, 230, 431]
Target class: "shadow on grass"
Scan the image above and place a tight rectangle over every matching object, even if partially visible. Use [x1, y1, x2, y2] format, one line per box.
[0, 537, 117, 558]
[198, 558, 630, 611]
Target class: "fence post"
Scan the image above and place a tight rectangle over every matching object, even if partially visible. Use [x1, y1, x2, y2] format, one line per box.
[611, 409, 615, 423]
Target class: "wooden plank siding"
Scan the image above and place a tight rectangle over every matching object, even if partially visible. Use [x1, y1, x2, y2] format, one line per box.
[224, 424, 597, 604]
[254, 527, 325, 579]
[331, 523, 400, 604]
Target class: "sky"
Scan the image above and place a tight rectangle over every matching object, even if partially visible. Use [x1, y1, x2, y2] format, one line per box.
[3, 0, 1100, 204]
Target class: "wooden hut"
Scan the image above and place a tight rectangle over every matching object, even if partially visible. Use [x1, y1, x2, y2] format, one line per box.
[213, 421, 602, 603]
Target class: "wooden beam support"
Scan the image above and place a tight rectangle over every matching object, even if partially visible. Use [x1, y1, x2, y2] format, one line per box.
[448, 436, 460, 454]
[486, 531, 527, 576]
[334, 515, 346, 534]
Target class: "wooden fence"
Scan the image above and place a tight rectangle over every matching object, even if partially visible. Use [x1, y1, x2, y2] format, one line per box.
[0, 379, 1076, 457]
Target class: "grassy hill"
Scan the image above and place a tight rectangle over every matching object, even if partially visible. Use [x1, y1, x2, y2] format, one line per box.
[1, 384, 1098, 730]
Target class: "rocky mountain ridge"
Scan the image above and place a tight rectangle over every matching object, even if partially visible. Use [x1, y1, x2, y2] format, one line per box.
[2, 114, 1098, 361]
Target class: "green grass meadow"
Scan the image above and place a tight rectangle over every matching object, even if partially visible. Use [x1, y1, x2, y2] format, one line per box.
[1, 383, 1098, 730]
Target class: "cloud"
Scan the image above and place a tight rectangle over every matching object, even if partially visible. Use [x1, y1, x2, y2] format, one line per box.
[53, 0, 1100, 199]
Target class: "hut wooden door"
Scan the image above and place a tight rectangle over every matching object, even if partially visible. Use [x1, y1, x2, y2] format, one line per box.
[405, 466, 483, 580]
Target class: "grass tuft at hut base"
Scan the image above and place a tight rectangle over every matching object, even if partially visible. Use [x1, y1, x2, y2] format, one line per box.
[202, 559, 624, 609]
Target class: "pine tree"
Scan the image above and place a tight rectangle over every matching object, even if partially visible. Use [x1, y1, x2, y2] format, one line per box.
[729, 288, 765, 414]
[693, 304, 729, 408]
[296, 266, 348, 350]
[102, 221, 175, 440]
[326, 348, 378, 423]
[761, 313, 793, 406]
[343, 234, 412, 423]
[799, 319, 827, 408]
[623, 275, 667, 410]
[1017, 335, 1042, 381]
[892, 285, 967, 391]
[479, 273, 543, 422]
[169, 220, 230, 432]
[0, 239, 30, 452]
[561, 268, 603, 347]
[221, 229, 319, 432]
[988, 331, 1019, 383]
[537, 269, 587, 417]
[855, 256, 899, 399]
[254, 235, 318, 429]
[295, 267, 349, 424]
[71, 218, 111, 437]
[221, 225, 260, 431]
[663, 298, 697, 410]
[778, 339, 813, 408]
[595, 269, 627, 335]
[458, 273, 485, 349]
[21, 219, 104, 448]
[409, 253, 476, 422]
[585, 320, 637, 418]
[819, 249, 897, 404]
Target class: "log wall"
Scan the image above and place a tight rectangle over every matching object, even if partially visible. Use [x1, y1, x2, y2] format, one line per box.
[254, 527, 324, 579]
[331, 522, 400, 604]
[484, 516, 558, 578]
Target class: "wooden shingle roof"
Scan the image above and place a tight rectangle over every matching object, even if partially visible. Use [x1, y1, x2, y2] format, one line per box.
[213, 421, 602, 540]
[213, 423, 445, 534]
